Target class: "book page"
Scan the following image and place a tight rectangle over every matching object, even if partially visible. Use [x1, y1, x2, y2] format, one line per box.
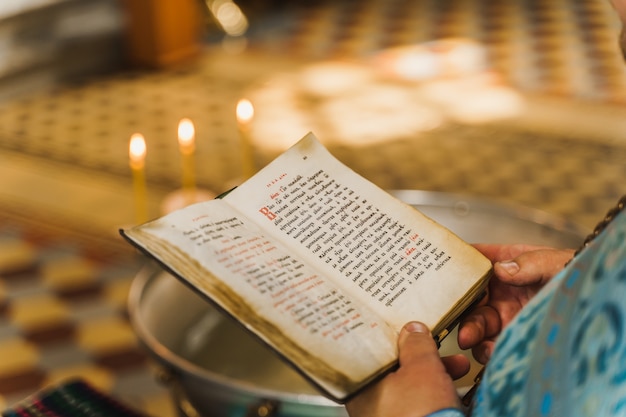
[123, 199, 397, 400]
[226, 133, 491, 333]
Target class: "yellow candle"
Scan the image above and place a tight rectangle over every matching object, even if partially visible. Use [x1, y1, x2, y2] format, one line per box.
[129, 133, 148, 224]
[178, 118, 196, 192]
[236, 98, 256, 179]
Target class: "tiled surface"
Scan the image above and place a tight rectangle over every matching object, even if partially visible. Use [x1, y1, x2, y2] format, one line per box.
[0, 0, 625, 415]
[0, 226, 173, 415]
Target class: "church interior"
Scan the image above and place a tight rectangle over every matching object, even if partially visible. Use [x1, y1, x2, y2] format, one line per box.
[1, 0, 625, 415]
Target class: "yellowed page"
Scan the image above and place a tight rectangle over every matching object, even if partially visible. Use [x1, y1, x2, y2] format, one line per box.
[226, 133, 491, 334]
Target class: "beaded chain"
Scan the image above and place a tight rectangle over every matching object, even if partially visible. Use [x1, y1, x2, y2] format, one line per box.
[568, 194, 626, 263]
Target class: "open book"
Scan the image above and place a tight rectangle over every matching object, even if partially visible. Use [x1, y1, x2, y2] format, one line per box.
[120, 133, 492, 403]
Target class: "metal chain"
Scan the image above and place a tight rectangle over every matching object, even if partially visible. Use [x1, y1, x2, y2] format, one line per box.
[570, 194, 626, 262]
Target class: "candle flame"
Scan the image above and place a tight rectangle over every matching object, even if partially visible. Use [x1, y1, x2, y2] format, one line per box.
[178, 118, 195, 145]
[236, 98, 254, 124]
[129, 133, 146, 168]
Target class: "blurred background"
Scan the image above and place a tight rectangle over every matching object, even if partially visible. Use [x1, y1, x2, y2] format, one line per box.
[0, 0, 625, 415]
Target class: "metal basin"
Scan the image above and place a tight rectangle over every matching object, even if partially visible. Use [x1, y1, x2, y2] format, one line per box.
[128, 191, 586, 417]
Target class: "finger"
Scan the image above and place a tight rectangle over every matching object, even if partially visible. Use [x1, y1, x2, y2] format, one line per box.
[495, 248, 574, 285]
[472, 243, 551, 263]
[441, 354, 471, 380]
[471, 340, 496, 364]
[398, 322, 441, 369]
[457, 305, 501, 350]
[396, 322, 463, 412]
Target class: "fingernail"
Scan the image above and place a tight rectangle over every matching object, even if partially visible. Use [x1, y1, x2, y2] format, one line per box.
[405, 321, 429, 334]
[498, 261, 519, 275]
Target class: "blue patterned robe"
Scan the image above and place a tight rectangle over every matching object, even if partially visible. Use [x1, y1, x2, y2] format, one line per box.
[431, 210, 626, 417]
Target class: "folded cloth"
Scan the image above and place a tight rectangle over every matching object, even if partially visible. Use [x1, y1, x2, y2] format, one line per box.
[2, 379, 147, 417]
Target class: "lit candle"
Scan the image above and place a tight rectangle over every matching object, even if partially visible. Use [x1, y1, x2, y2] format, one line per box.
[178, 118, 196, 192]
[236, 98, 255, 179]
[129, 133, 148, 224]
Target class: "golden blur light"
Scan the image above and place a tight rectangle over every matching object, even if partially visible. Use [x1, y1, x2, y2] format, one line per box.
[239, 38, 525, 151]
[207, 0, 248, 37]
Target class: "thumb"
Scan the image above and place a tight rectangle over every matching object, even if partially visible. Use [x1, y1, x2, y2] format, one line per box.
[398, 322, 441, 368]
[397, 322, 462, 410]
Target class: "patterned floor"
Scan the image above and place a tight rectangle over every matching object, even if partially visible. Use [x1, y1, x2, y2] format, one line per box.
[0, 226, 172, 415]
[0, 0, 625, 415]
